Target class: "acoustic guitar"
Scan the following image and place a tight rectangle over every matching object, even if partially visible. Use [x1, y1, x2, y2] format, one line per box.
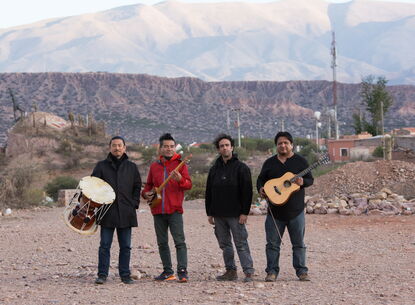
[264, 154, 330, 206]
[147, 154, 192, 208]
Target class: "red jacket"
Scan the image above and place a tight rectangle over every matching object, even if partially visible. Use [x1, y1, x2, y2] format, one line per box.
[142, 153, 192, 215]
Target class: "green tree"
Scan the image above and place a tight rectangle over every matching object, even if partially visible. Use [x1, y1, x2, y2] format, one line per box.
[294, 137, 318, 164]
[352, 111, 363, 134]
[68, 111, 75, 129]
[359, 76, 393, 136]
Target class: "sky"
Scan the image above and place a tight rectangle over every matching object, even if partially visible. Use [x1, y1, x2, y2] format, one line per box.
[1, 0, 414, 29]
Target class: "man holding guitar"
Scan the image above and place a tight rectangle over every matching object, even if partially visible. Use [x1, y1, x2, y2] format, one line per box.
[142, 133, 192, 283]
[257, 131, 314, 282]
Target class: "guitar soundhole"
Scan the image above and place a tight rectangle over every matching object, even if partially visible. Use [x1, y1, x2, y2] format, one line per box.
[283, 180, 291, 188]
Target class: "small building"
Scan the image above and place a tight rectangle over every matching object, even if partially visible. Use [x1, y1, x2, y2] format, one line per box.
[327, 130, 415, 162]
[327, 132, 374, 162]
[392, 127, 415, 136]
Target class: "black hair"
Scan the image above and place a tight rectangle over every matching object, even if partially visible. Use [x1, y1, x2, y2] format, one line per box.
[274, 131, 293, 145]
[213, 133, 235, 149]
[159, 133, 176, 146]
[109, 136, 125, 146]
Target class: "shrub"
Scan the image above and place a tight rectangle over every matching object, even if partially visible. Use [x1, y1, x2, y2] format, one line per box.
[141, 147, 158, 164]
[372, 146, 384, 158]
[45, 176, 78, 201]
[234, 147, 249, 161]
[185, 173, 208, 200]
[0, 164, 38, 208]
[22, 188, 45, 206]
[188, 153, 212, 175]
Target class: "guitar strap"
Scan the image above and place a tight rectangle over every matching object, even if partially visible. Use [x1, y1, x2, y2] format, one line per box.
[267, 202, 284, 245]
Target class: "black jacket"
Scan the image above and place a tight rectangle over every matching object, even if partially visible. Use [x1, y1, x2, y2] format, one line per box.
[205, 155, 253, 217]
[257, 153, 313, 221]
[91, 153, 141, 228]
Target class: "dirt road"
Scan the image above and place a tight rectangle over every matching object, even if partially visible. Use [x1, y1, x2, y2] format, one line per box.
[0, 201, 414, 305]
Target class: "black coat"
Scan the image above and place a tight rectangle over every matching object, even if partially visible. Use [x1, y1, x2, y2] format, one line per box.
[205, 155, 253, 217]
[91, 153, 141, 228]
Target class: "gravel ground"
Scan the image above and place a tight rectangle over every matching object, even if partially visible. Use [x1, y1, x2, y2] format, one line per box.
[0, 200, 414, 305]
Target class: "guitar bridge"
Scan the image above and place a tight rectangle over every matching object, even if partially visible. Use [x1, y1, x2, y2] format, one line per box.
[273, 185, 281, 195]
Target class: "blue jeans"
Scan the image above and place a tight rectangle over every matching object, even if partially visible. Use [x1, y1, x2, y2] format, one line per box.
[214, 217, 254, 275]
[153, 212, 187, 273]
[98, 227, 132, 278]
[265, 211, 308, 277]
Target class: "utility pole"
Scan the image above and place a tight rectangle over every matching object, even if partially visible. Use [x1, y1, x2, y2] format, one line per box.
[331, 31, 339, 139]
[314, 111, 321, 152]
[280, 119, 285, 132]
[381, 100, 385, 160]
[236, 109, 241, 148]
[232, 108, 241, 148]
[227, 110, 230, 132]
[327, 109, 331, 139]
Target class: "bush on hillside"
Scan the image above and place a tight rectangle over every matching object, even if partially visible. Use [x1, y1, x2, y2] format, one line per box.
[45, 176, 78, 201]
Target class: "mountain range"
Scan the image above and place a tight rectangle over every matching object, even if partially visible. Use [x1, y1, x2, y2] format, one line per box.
[0, 0, 414, 84]
[0, 72, 414, 145]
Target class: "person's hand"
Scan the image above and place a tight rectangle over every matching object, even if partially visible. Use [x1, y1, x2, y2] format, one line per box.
[171, 169, 182, 182]
[294, 177, 304, 186]
[208, 216, 214, 225]
[259, 187, 267, 198]
[239, 214, 248, 224]
[143, 191, 154, 200]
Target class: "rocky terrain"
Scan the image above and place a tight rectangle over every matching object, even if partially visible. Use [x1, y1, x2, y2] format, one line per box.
[308, 160, 415, 199]
[1, 73, 414, 146]
[0, 202, 414, 305]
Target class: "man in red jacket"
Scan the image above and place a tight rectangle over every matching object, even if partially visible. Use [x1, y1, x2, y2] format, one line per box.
[142, 133, 192, 283]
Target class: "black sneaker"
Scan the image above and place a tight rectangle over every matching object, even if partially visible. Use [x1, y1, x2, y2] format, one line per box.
[95, 276, 107, 285]
[121, 276, 134, 284]
[216, 269, 238, 281]
[298, 273, 311, 281]
[154, 271, 176, 281]
[177, 269, 188, 283]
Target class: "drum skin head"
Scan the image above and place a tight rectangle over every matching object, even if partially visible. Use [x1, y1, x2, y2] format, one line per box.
[79, 176, 115, 205]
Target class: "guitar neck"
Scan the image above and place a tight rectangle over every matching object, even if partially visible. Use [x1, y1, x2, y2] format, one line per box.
[290, 160, 322, 182]
[158, 161, 186, 190]
[157, 155, 191, 191]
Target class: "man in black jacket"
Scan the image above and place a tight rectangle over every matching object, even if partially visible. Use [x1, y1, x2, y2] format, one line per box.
[257, 131, 313, 282]
[92, 136, 142, 285]
[205, 134, 254, 282]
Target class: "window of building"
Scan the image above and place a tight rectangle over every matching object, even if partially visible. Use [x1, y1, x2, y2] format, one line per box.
[340, 148, 348, 157]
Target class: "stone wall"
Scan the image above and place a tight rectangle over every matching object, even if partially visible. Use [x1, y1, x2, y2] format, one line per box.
[57, 189, 78, 206]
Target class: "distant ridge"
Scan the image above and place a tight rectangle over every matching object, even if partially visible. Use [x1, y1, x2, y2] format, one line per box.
[1, 72, 414, 145]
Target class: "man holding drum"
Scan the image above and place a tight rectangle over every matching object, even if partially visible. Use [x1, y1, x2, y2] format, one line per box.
[92, 136, 142, 285]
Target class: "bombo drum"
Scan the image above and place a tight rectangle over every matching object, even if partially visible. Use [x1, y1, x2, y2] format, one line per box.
[62, 176, 115, 235]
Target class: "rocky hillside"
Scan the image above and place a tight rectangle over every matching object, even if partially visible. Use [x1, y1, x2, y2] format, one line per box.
[1, 72, 414, 144]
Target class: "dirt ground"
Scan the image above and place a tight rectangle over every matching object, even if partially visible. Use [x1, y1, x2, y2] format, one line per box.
[0, 200, 414, 305]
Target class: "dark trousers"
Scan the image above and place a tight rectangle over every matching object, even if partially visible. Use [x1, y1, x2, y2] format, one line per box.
[98, 226, 132, 278]
[265, 211, 308, 277]
[213, 216, 254, 275]
[153, 212, 187, 273]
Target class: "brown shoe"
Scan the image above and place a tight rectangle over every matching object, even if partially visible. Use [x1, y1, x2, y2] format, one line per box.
[243, 273, 254, 283]
[298, 273, 311, 281]
[216, 269, 237, 281]
[265, 273, 277, 282]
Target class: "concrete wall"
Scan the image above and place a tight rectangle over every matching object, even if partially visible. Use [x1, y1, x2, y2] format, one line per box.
[395, 136, 415, 151]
